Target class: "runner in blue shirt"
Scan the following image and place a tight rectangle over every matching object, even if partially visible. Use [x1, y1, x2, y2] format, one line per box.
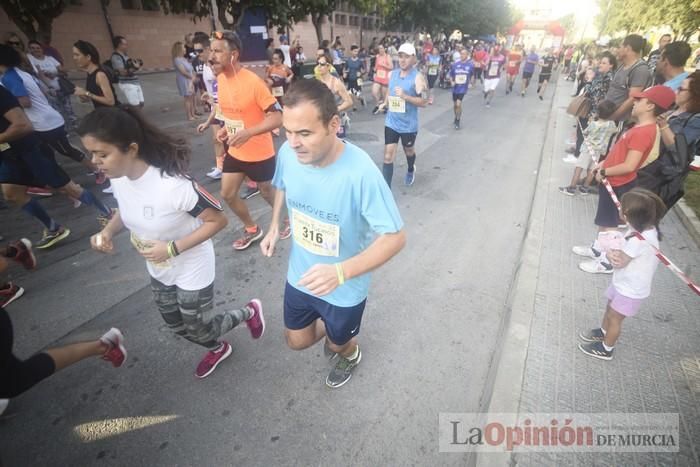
[261, 79, 405, 388]
[450, 48, 474, 129]
[378, 43, 428, 187]
[521, 47, 539, 97]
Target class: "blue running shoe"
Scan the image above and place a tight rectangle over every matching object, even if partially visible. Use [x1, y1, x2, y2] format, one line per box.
[404, 167, 416, 186]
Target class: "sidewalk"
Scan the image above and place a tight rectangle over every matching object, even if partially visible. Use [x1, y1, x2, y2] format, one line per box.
[483, 76, 700, 465]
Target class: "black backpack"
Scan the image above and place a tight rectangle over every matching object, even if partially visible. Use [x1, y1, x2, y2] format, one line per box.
[101, 53, 120, 84]
[638, 113, 699, 210]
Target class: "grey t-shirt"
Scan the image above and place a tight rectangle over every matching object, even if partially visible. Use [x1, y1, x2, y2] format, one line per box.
[605, 59, 652, 119]
[111, 52, 139, 83]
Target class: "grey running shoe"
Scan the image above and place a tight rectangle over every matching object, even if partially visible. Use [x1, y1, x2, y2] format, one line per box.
[326, 346, 362, 388]
[578, 341, 613, 361]
[579, 328, 605, 342]
[36, 226, 70, 249]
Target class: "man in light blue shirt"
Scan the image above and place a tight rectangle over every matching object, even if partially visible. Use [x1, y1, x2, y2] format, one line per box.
[379, 43, 428, 187]
[657, 41, 691, 91]
[261, 79, 405, 389]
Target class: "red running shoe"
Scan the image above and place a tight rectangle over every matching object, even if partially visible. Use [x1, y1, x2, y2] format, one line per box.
[245, 299, 265, 339]
[100, 328, 127, 367]
[195, 341, 232, 379]
[0, 283, 24, 307]
[9, 238, 36, 270]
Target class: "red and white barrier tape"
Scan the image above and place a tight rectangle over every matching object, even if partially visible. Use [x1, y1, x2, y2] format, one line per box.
[597, 177, 700, 296]
[576, 119, 700, 295]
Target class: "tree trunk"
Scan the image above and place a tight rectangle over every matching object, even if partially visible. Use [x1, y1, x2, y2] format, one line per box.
[217, 1, 237, 30]
[311, 14, 324, 47]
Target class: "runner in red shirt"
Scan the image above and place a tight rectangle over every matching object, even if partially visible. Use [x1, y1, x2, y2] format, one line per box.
[472, 46, 488, 87]
[505, 45, 523, 95]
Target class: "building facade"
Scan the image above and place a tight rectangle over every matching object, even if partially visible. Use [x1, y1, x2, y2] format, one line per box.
[1, 0, 390, 74]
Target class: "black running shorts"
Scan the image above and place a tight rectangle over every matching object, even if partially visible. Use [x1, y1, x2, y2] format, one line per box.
[384, 126, 417, 148]
[222, 155, 276, 182]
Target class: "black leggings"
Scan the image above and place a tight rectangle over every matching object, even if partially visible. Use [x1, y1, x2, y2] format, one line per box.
[0, 306, 55, 398]
[38, 125, 86, 163]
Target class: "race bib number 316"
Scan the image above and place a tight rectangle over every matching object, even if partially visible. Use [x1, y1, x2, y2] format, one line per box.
[292, 209, 340, 257]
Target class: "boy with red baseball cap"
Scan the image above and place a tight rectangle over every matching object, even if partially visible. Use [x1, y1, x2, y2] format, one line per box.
[572, 85, 676, 274]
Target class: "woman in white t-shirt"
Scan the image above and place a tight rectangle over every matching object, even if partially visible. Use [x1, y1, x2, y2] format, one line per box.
[26, 40, 77, 129]
[79, 107, 266, 379]
[578, 188, 666, 361]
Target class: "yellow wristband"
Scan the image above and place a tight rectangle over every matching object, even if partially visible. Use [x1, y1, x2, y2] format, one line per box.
[335, 263, 345, 285]
[167, 241, 176, 258]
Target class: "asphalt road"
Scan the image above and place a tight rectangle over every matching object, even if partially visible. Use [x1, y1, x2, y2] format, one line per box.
[0, 73, 555, 466]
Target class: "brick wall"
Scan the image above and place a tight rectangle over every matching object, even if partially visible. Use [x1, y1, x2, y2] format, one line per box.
[0, 2, 209, 72]
[1, 5, 398, 72]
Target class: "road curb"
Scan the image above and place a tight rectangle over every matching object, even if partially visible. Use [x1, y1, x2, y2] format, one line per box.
[473, 77, 560, 467]
[674, 198, 700, 248]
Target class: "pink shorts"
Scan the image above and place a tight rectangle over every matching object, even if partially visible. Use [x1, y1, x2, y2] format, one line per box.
[605, 284, 643, 316]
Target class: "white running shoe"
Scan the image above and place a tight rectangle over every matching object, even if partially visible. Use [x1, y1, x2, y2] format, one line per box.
[206, 167, 223, 180]
[579, 259, 613, 274]
[563, 155, 578, 164]
[572, 245, 599, 258]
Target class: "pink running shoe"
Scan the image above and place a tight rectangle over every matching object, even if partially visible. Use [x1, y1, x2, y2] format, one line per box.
[100, 328, 127, 367]
[245, 299, 265, 339]
[195, 341, 232, 379]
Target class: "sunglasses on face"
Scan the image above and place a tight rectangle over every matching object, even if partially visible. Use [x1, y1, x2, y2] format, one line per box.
[317, 62, 329, 66]
[194, 48, 205, 53]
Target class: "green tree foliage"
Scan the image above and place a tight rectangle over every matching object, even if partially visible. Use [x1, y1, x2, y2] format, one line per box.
[598, 0, 700, 40]
[383, 0, 511, 34]
[0, 0, 68, 42]
[557, 13, 576, 41]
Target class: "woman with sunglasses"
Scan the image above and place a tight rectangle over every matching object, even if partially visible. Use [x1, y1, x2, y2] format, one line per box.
[316, 52, 353, 137]
[27, 40, 78, 131]
[4, 34, 33, 74]
[656, 71, 700, 172]
[316, 52, 352, 113]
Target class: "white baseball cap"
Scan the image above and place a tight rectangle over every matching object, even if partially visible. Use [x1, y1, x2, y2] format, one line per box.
[398, 43, 416, 56]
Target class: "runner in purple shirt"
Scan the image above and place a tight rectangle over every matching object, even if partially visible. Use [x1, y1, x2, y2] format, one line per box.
[521, 48, 539, 97]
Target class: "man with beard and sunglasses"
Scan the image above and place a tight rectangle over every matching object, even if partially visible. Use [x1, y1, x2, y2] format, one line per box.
[208, 31, 290, 251]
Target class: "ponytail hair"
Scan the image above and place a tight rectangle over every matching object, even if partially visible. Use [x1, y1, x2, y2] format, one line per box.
[77, 107, 190, 177]
[620, 188, 667, 240]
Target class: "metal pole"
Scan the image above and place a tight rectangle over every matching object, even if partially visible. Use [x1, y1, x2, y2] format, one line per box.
[100, 0, 116, 46]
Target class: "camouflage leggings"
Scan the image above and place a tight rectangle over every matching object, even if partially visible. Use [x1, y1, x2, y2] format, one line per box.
[150, 278, 248, 350]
